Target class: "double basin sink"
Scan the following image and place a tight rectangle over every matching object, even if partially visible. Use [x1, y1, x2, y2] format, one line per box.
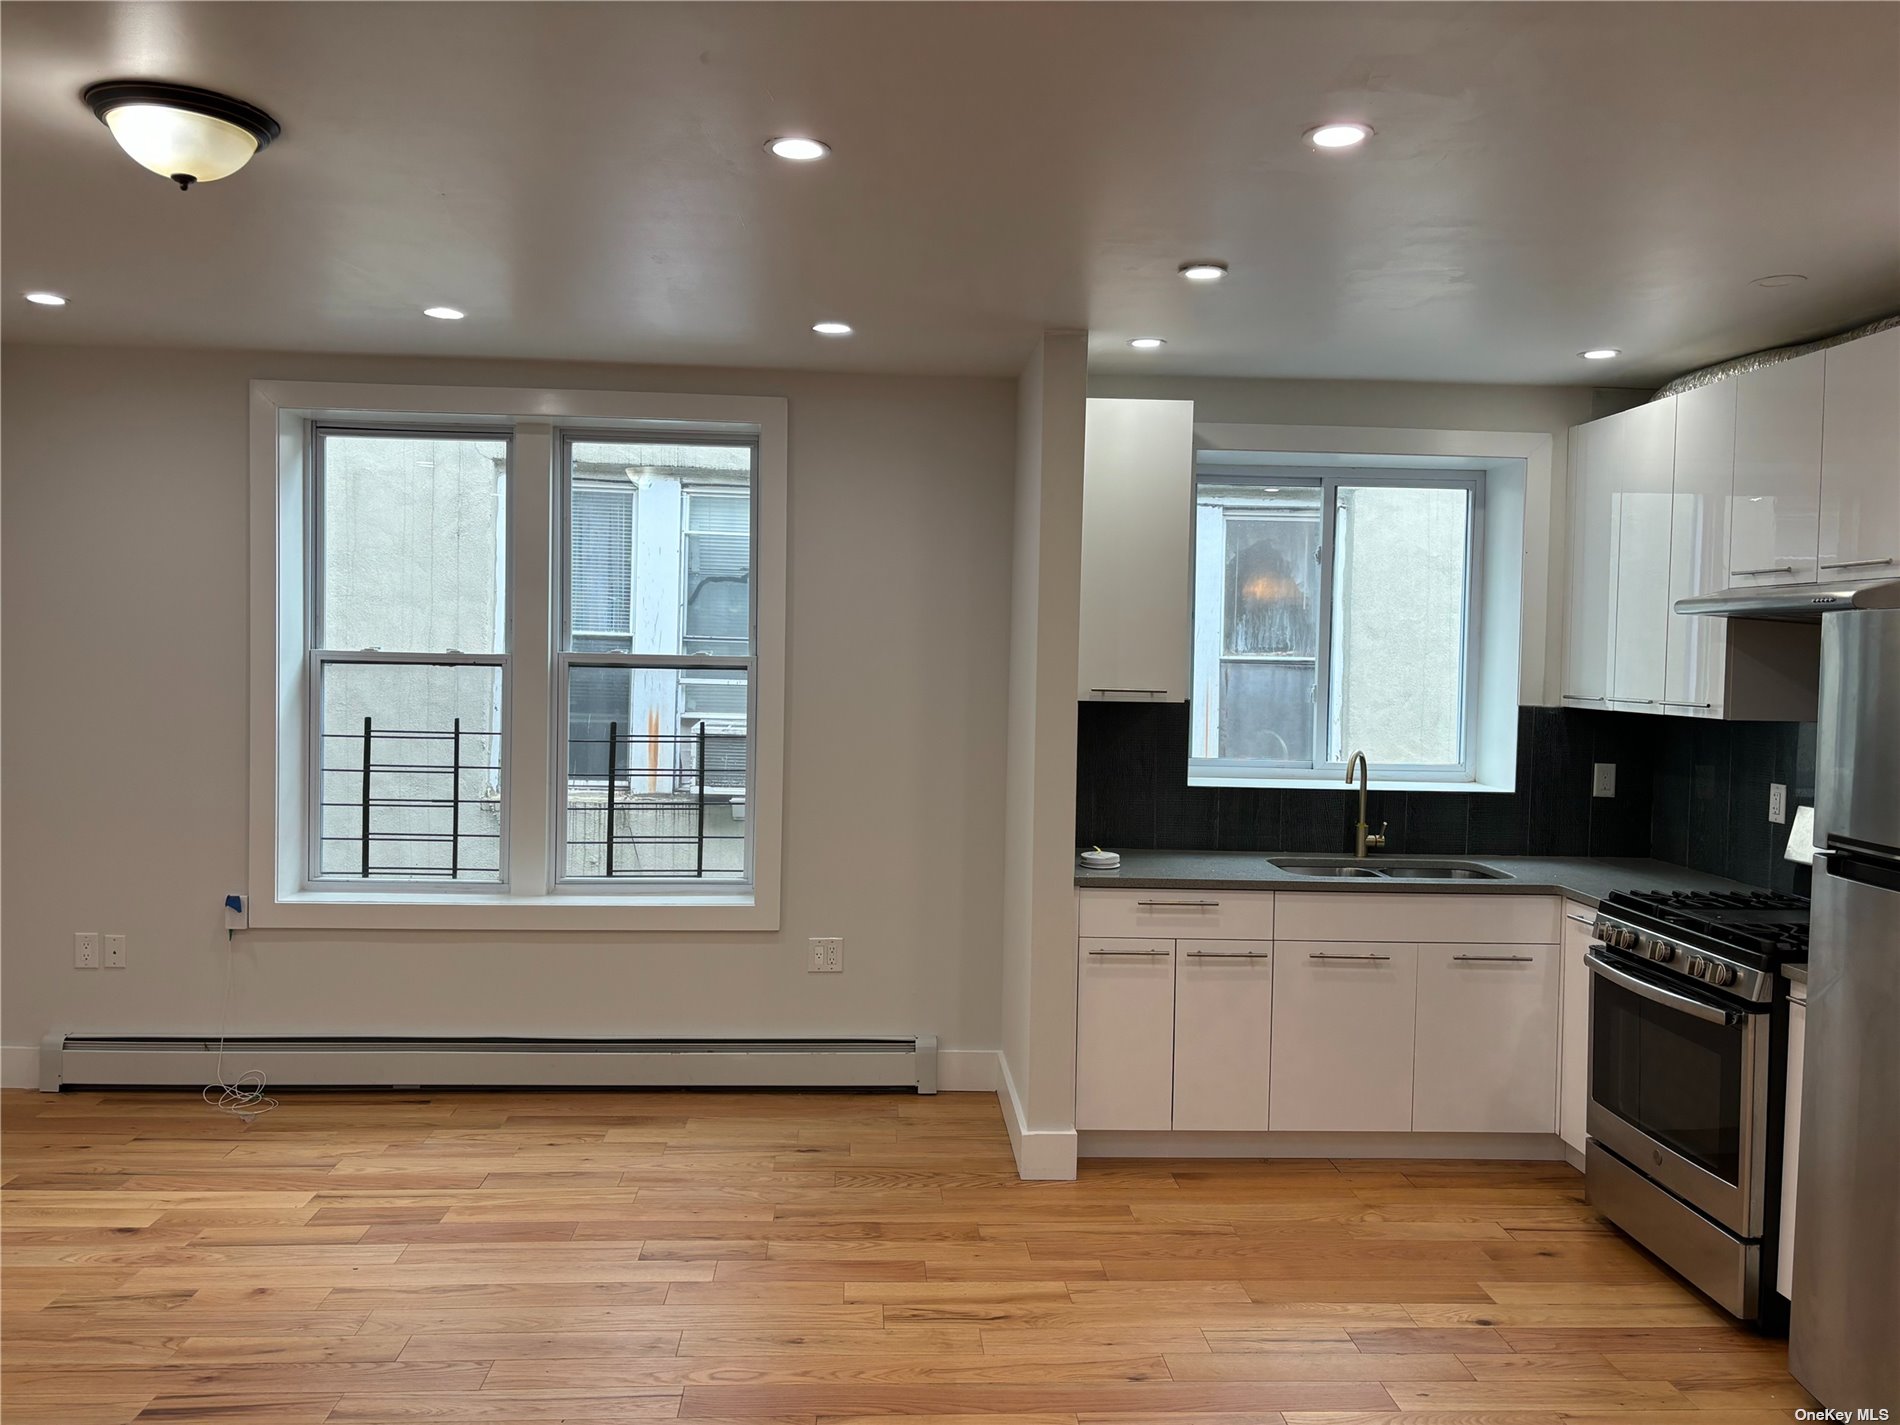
[1269, 857, 1510, 881]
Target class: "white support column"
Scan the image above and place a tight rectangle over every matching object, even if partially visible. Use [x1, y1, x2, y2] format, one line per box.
[507, 423, 555, 895]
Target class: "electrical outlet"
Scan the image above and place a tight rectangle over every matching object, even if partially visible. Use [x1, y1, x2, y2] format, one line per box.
[1769, 783, 1788, 825]
[74, 931, 100, 969]
[808, 937, 843, 973]
[104, 934, 127, 969]
[1592, 763, 1617, 798]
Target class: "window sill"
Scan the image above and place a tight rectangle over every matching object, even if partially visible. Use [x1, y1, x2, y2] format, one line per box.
[252, 890, 776, 933]
[1188, 775, 1516, 794]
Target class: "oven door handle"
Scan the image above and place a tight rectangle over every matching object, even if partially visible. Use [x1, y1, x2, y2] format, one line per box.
[1585, 950, 1743, 1026]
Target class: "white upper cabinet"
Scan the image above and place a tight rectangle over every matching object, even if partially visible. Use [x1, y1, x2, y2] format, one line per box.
[1562, 420, 1618, 704]
[1078, 398, 1195, 701]
[1606, 398, 1678, 708]
[1818, 325, 1900, 584]
[1664, 380, 1737, 714]
[1729, 350, 1824, 586]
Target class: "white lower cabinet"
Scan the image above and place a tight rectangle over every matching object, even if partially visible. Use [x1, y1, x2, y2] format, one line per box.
[1413, 945, 1560, 1133]
[1558, 904, 1595, 1155]
[1075, 939, 1175, 1130]
[1171, 941, 1273, 1131]
[1269, 943, 1419, 1132]
[1779, 989, 1806, 1300]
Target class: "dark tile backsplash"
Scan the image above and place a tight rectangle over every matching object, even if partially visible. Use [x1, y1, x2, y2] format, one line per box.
[1075, 701, 1816, 894]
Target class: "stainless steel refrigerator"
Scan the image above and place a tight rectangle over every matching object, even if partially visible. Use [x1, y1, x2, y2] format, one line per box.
[1791, 607, 1900, 1412]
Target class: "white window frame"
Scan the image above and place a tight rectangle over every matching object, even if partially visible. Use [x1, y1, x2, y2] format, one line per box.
[1190, 467, 1486, 785]
[249, 380, 787, 931]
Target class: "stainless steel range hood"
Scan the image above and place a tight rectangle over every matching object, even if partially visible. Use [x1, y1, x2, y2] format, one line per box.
[1676, 579, 1900, 621]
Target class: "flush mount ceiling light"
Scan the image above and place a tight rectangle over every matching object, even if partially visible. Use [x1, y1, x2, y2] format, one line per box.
[24, 291, 68, 306]
[1305, 122, 1372, 150]
[423, 306, 466, 320]
[1753, 273, 1808, 288]
[812, 321, 853, 336]
[1179, 261, 1228, 282]
[768, 136, 830, 162]
[1580, 348, 1622, 360]
[1128, 337, 1166, 350]
[83, 80, 280, 190]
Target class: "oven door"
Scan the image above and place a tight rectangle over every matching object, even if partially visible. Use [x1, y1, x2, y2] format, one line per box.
[1586, 949, 1770, 1237]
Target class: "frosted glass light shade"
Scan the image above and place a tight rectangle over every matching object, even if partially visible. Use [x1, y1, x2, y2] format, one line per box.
[103, 104, 259, 184]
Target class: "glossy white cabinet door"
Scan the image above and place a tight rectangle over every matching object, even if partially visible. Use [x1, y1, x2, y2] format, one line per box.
[1269, 943, 1418, 1132]
[1562, 421, 1617, 705]
[1558, 905, 1596, 1155]
[1778, 992, 1806, 1300]
[1075, 939, 1175, 1130]
[1730, 351, 1824, 586]
[1818, 326, 1900, 584]
[1413, 944, 1561, 1134]
[1078, 398, 1195, 701]
[1664, 380, 1737, 715]
[1608, 398, 1679, 709]
[1171, 941, 1272, 1131]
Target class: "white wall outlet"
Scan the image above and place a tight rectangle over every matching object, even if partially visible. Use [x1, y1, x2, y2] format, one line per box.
[74, 931, 100, 969]
[808, 937, 843, 973]
[1592, 763, 1617, 798]
[104, 934, 127, 969]
[1769, 783, 1788, 825]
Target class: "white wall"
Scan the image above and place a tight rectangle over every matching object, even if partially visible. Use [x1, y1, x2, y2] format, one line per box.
[1, 345, 1016, 1084]
[1088, 374, 1630, 706]
[999, 333, 1088, 1176]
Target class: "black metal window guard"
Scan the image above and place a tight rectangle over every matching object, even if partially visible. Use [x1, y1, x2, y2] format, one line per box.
[320, 718, 502, 879]
[565, 724, 747, 879]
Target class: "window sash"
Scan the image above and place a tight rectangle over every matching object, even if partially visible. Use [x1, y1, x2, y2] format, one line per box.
[1190, 469, 1483, 781]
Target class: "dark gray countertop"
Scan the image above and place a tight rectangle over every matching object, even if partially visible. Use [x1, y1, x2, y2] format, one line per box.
[1075, 850, 1768, 907]
[1784, 963, 1809, 985]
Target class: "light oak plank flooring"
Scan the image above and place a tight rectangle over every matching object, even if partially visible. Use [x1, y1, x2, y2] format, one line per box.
[1, 1088, 1814, 1423]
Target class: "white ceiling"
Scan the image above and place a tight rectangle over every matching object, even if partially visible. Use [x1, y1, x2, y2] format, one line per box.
[3, 2, 1897, 385]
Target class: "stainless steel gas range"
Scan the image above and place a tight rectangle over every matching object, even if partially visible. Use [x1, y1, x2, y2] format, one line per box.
[1582, 888, 1809, 1323]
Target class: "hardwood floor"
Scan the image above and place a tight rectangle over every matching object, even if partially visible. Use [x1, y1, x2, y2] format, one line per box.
[2, 1087, 1814, 1423]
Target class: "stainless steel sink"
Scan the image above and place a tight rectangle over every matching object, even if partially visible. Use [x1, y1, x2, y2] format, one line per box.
[1269, 857, 1511, 881]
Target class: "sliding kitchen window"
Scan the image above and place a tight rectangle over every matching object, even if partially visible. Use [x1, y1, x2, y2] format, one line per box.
[251, 381, 787, 931]
[1190, 469, 1483, 784]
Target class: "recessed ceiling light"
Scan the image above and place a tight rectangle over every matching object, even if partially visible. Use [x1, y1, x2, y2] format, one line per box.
[83, 80, 280, 190]
[1306, 122, 1372, 150]
[423, 306, 466, 320]
[768, 137, 830, 162]
[1179, 262, 1228, 282]
[1752, 274, 1808, 288]
[24, 291, 68, 306]
[1580, 348, 1621, 360]
[1128, 337, 1166, 350]
[812, 321, 853, 336]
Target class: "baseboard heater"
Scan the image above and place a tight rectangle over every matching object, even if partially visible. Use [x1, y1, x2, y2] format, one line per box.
[40, 1033, 937, 1094]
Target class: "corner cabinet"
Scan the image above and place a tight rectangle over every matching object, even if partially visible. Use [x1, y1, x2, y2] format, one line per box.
[1077, 398, 1195, 702]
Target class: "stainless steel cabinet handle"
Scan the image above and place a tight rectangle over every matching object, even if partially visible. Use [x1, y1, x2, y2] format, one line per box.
[1564, 912, 1596, 926]
[1731, 565, 1795, 576]
[1185, 950, 1269, 959]
[1309, 952, 1391, 962]
[1821, 556, 1894, 569]
[1613, 698, 1657, 706]
[1661, 701, 1713, 709]
[1088, 948, 1170, 957]
[1136, 899, 1218, 909]
[1090, 688, 1167, 696]
[1565, 695, 1607, 703]
[1454, 954, 1534, 963]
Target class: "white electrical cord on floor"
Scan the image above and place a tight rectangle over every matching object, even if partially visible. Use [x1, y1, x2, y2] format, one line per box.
[204, 931, 277, 1123]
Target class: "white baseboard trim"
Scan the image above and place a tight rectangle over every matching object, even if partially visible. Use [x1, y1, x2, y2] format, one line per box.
[1078, 1129, 1570, 1161]
[937, 1048, 998, 1093]
[996, 1054, 1078, 1181]
[2, 1045, 41, 1090]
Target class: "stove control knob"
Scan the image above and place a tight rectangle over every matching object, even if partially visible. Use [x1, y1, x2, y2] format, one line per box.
[1642, 936, 1676, 963]
[1709, 962, 1738, 988]
[1609, 926, 1637, 951]
[1686, 955, 1707, 978]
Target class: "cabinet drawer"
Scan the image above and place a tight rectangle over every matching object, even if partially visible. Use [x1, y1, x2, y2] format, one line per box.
[1075, 939, 1175, 1130]
[1078, 888, 1274, 941]
[1274, 891, 1557, 944]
